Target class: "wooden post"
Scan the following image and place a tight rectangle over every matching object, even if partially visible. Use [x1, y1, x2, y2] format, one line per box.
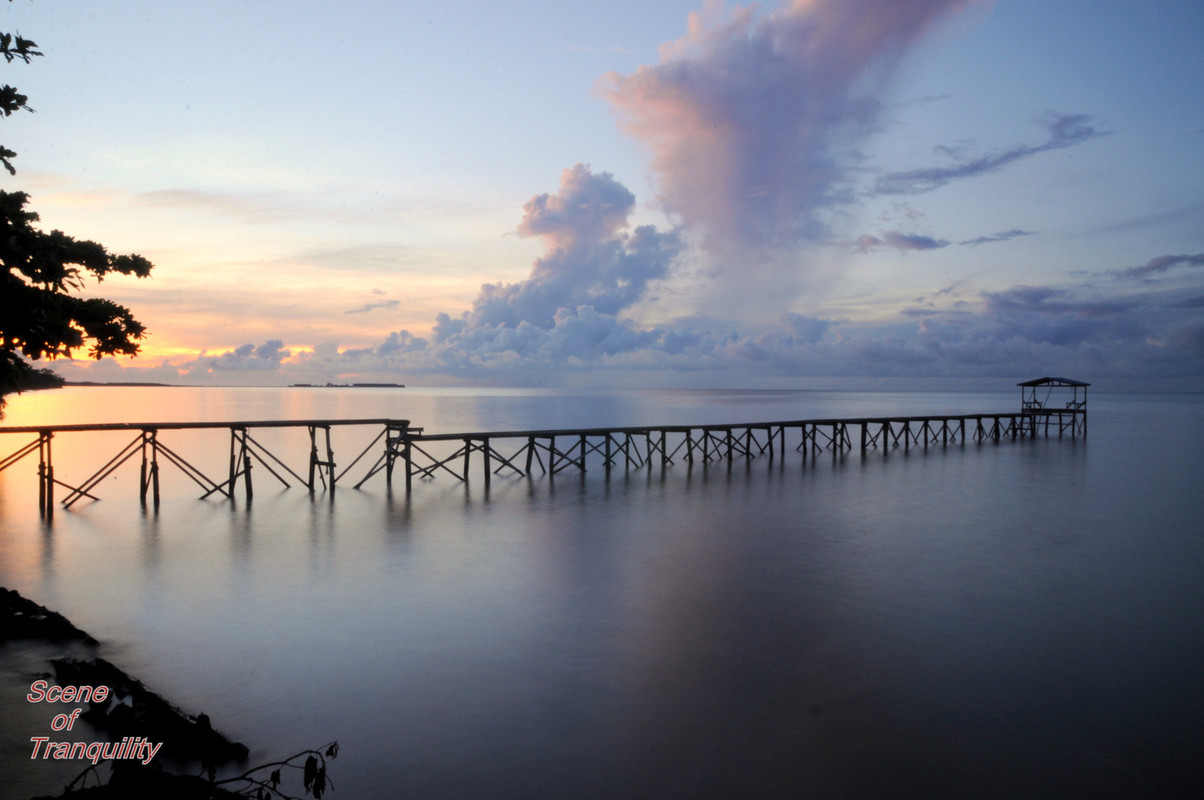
[140, 432, 149, 506]
[307, 426, 318, 491]
[324, 426, 336, 490]
[385, 425, 397, 487]
[228, 430, 237, 496]
[404, 436, 412, 493]
[37, 432, 53, 518]
[140, 430, 161, 508]
[241, 431, 253, 500]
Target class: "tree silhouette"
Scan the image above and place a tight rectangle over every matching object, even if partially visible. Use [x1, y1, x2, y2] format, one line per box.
[1, 191, 153, 394]
[1, 0, 41, 175]
[1, 1, 153, 412]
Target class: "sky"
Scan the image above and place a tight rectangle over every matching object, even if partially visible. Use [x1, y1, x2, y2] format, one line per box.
[5, 0, 1203, 390]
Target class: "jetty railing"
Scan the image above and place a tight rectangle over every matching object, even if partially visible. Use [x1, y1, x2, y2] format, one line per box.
[0, 407, 1084, 516]
[0, 419, 409, 518]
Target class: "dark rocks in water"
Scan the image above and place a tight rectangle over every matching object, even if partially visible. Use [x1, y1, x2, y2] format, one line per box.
[50, 657, 250, 765]
[5, 588, 261, 799]
[0, 587, 99, 645]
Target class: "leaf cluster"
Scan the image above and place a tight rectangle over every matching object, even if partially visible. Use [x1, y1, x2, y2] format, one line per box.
[1, 190, 153, 393]
[0, 30, 40, 63]
[1, 1, 40, 173]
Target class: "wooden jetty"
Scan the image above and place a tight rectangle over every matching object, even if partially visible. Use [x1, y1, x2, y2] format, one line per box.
[397, 404, 1082, 492]
[0, 378, 1088, 517]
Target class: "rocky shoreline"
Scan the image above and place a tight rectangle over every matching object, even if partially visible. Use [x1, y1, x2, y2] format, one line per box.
[3, 587, 332, 799]
[1, 588, 98, 646]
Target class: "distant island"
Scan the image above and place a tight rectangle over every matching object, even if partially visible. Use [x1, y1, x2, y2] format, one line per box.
[67, 381, 175, 387]
[11, 377, 406, 390]
[290, 382, 405, 388]
[10, 366, 66, 391]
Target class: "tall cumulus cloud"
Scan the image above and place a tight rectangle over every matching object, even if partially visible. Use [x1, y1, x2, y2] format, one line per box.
[465, 164, 682, 330]
[602, 0, 971, 259]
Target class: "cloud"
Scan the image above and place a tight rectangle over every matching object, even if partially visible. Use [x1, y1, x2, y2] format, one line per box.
[344, 299, 400, 314]
[462, 164, 682, 330]
[855, 231, 950, 253]
[1116, 252, 1204, 280]
[875, 113, 1104, 195]
[194, 339, 292, 372]
[982, 285, 1131, 319]
[976, 287, 1144, 349]
[958, 229, 1036, 246]
[280, 165, 685, 374]
[59, 281, 1204, 387]
[602, 0, 972, 258]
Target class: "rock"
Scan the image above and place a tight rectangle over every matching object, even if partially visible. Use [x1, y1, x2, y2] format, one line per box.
[0, 587, 99, 645]
[50, 658, 250, 765]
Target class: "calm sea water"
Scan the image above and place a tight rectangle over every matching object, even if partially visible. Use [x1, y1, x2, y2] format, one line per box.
[1, 386, 1202, 799]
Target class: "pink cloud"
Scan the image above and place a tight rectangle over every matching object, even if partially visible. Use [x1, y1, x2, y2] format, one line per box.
[602, 0, 972, 258]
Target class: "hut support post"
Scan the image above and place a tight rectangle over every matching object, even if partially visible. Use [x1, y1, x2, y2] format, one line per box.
[39, 432, 54, 518]
[307, 425, 335, 492]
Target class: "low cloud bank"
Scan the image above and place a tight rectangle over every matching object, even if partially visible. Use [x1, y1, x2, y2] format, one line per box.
[62, 273, 1201, 387]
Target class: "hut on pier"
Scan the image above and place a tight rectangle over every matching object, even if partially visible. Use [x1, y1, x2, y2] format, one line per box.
[1018, 377, 1089, 437]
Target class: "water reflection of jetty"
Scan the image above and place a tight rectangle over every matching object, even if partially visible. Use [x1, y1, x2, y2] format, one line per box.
[0, 378, 1086, 517]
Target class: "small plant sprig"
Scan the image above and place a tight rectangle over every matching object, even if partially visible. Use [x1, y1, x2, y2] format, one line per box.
[215, 741, 340, 800]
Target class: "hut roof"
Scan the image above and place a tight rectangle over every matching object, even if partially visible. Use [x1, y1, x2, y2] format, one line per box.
[1017, 377, 1090, 387]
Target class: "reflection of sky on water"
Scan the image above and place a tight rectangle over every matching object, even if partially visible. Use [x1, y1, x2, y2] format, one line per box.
[2, 388, 1203, 798]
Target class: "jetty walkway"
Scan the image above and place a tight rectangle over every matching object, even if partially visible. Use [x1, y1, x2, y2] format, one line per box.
[0, 380, 1086, 517]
